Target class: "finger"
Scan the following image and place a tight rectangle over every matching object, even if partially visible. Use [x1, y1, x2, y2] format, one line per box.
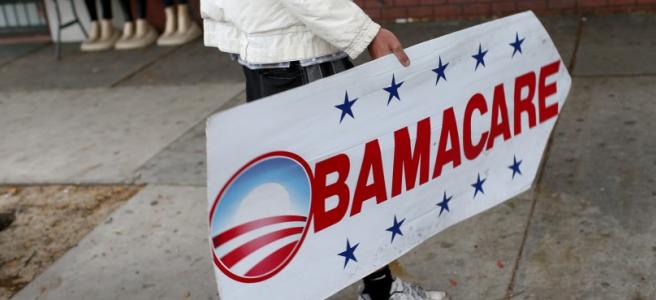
[392, 46, 410, 67]
[370, 46, 392, 60]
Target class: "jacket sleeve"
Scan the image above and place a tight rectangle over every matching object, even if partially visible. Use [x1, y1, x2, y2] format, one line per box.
[201, 0, 224, 21]
[277, 0, 380, 59]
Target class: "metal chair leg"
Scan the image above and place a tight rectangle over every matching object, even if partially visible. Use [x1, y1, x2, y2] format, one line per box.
[53, 0, 62, 60]
[69, 0, 87, 38]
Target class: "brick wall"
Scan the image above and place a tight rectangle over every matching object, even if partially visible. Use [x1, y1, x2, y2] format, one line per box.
[354, 0, 656, 21]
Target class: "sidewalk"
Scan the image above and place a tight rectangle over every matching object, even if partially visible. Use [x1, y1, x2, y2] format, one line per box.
[0, 13, 655, 300]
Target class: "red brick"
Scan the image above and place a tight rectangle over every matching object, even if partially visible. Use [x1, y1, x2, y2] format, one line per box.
[394, 0, 421, 6]
[463, 3, 492, 15]
[578, 0, 607, 7]
[491, 1, 517, 14]
[516, 0, 548, 12]
[367, 0, 654, 20]
[381, 7, 409, 19]
[433, 4, 463, 17]
[591, 5, 634, 12]
[408, 6, 435, 17]
[419, 0, 447, 4]
[365, 8, 383, 19]
[608, 0, 635, 5]
[548, 0, 578, 9]
[362, 0, 391, 9]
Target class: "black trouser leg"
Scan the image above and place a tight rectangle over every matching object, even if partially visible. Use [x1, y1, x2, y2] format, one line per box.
[136, 0, 146, 19]
[362, 266, 393, 300]
[243, 63, 305, 102]
[242, 58, 353, 102]
[118, 0, 133, 21]
[162, 0, 174, 7]
[100, 0, 112, 19]
[84, 0, 98, 21]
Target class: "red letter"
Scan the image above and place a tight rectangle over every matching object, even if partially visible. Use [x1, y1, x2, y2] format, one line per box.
[539, 60, 560, 123]
[486, 84, 512, 150]
[513, 71, 536, 135]
[312, 154, 350, 232]
[463, 93, 489, 160]
[351, 140, 388, 216]
[391, 118, 431, 197]
[433, 107, 461, 178]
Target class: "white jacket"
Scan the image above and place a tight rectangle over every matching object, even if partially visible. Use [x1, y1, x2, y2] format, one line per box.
[201, 0, 381, 64]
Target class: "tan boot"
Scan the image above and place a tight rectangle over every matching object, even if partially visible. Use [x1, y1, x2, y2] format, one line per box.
[156, 6, 177, 46]
[81, 19, 120, 51]
[163, 4, 201, 46]
[80, 21, 100, 51]
[115, 19, 157, 50]
[114, 21, 134, 49]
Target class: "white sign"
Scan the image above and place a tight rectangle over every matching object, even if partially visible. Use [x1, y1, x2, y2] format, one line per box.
[206, 11, 571, 300]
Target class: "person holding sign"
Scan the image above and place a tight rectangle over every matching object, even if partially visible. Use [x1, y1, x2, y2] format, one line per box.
[201, 1, 447, 299]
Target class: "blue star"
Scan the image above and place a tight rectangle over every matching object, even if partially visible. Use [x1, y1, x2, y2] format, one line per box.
[436, 191, 453, 216]
[510, 32, 525, 57]
[335, 91, 358, 123]
[509, 155, 523, 179]
[383, 74, 404, 105]
[338, 239, 359, 268]
[471, 173, 486, 198]
[386, 215, 405, 243]
[431, 56, 449, 85]
[472, 44, 488, 71]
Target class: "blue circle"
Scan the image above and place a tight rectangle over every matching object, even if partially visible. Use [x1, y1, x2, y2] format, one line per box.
[211, 156, 312, 237]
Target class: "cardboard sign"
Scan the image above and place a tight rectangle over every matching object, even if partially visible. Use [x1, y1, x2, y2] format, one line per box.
[206, 11, 571, 300]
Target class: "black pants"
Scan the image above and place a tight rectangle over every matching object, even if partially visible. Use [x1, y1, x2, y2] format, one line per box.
[162, 0, 188, 8]
[243, 58, 353, 102]
[86, 0, 146, 21]
[242, 58, 394, 300]
[118, 0, 147, 21]
[85, 0, 112, 20]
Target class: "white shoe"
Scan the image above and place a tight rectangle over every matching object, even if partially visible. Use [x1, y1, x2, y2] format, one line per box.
[80, 20, 100, 50]
[157, 4, 200, 46]
[115, 19, 157, 50]
[156, 6, 177, 46]
[81, 19, 119, 51]
[117, 22, 134, 43]
[172, 20, 201, 45]
[358, 278, 448, 300]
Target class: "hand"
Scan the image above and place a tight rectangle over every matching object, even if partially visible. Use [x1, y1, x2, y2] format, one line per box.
[367, 28, 410, 67]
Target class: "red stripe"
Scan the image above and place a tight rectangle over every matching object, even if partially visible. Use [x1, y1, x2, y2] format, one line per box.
[244, 241, 297, 277]
[220, 227, 303, 268]
[213, 215, 306, 248]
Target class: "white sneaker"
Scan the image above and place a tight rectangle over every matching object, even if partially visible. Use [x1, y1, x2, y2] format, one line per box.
[115, 19, 157, 50]
[80, 19, 119, 52]
[358, 278, 448, 300]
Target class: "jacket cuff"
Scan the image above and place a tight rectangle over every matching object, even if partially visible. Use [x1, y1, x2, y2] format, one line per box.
[344, 18, 380, 59]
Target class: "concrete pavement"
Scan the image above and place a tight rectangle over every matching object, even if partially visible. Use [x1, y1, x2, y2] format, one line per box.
[133, 92, 245, 186]
[0, 84, 241, 184]
[574, 14, 656, 76]
[0, 44, 174, 91]
[0, 43, 46, 68]
[12, 185, 217, 300]
[1, 13, 655, 300]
